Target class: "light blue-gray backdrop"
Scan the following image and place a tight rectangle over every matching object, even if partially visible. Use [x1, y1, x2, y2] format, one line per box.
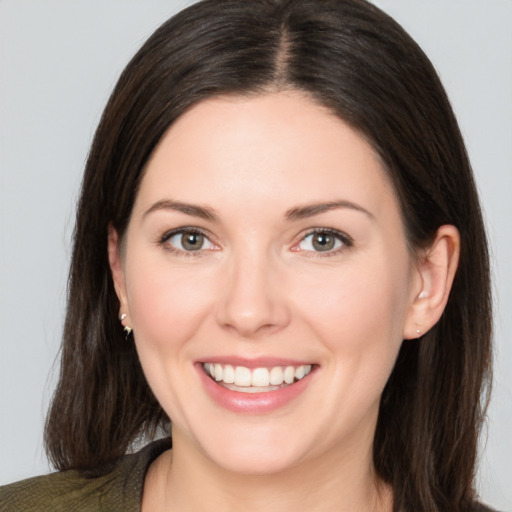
[0, 1, 510, 509]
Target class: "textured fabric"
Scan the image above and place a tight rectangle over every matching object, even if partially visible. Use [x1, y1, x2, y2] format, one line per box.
[0, 438, 171, 512]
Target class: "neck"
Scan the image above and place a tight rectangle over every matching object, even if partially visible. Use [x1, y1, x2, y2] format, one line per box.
[143, 430, 392, 512]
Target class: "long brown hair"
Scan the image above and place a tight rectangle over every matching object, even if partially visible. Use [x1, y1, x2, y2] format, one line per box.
[45, 1, 492, 510]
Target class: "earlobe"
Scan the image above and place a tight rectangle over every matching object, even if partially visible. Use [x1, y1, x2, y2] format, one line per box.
[107, 225, 130, 322]
[403, 225, 460, 339]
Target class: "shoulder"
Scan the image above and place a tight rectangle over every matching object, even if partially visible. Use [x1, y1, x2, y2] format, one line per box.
[0, 438, 171, 512]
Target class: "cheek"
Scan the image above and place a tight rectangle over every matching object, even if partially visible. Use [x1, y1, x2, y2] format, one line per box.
[123, 257, 219, 423]
[294, 256, 410, 361]
[124, 257, 216, 353]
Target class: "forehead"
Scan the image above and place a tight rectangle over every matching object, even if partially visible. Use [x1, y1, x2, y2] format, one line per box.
[135, 91, 397, 220]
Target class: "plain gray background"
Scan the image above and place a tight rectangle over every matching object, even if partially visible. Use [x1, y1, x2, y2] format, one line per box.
[0, 1, 510, 509]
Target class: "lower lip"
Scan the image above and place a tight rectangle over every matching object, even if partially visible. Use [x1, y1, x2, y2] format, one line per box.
[196, 364, 315, 414]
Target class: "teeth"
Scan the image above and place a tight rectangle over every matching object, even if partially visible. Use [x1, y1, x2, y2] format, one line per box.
[214, 364, 223, 381]
[234, 366, 252, 386]
[269, 366, 284, 385]
[223, 364, 235, 384]
[284, 366, 295, 384]
[203, 362, 313, 389]
[252, 368, 270, 387]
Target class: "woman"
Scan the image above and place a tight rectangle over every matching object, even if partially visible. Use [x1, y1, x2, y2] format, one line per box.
[0, 0, 496, 510]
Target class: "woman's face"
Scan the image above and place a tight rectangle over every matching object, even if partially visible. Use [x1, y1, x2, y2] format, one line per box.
[113, 92, 423, 475]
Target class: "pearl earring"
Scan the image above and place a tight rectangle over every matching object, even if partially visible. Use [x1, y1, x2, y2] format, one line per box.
[119, 313, 132, 339]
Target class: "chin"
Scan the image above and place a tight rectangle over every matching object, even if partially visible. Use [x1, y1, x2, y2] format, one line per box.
[209, 444, 304, 476]
[190, 423, 309, 476]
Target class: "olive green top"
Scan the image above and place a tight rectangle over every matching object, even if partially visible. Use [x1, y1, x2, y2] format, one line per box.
[0, 438, 171, 512]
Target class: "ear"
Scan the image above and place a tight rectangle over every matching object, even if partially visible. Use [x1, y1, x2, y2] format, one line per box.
[403, 225, 460, 339]
[107, 224, 131, 327]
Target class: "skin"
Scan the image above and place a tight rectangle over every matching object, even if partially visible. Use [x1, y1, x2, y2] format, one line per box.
[108, 91, 460, 511]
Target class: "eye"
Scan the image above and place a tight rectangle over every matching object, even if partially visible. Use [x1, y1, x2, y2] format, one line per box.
[163, 229, 217, 253]
[294, 229, 351, 254]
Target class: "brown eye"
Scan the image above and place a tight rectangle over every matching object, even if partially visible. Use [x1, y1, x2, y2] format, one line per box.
[296, 230, 349, 254]
[312, 233, 336, 251]
[181, 232, 205, 251]
[165, 230, 215, 252]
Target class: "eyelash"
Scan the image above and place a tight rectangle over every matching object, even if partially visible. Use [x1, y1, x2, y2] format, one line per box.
[294, 228, 353, 257]
[159, 227, 353, 258]
[159, 227, 217, 258]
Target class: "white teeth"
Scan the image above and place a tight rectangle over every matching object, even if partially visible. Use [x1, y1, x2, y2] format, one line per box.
[234, 366, 252, 387]
[223, 364, 235, 384]
[269, 366, 284, 385]
[284, 366, 295, 384]
[252, 368, 270, 387]
[222, 383, 280, 393]
[203, 362, 313, 390]
[295, 365, 306, 380]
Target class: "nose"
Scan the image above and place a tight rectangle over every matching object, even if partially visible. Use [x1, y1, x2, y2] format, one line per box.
[215, 249, 291, 339]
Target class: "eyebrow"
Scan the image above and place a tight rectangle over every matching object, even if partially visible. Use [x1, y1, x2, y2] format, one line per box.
[143, 200, 219, 221]
[285, 200, 374, 221]
[143, 198, 373, 222]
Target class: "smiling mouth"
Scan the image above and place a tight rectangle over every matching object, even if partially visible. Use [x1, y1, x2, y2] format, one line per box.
[202, 363, 313, 393]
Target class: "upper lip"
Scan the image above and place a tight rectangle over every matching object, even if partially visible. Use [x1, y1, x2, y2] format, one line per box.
[197, 356, 316, 369]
